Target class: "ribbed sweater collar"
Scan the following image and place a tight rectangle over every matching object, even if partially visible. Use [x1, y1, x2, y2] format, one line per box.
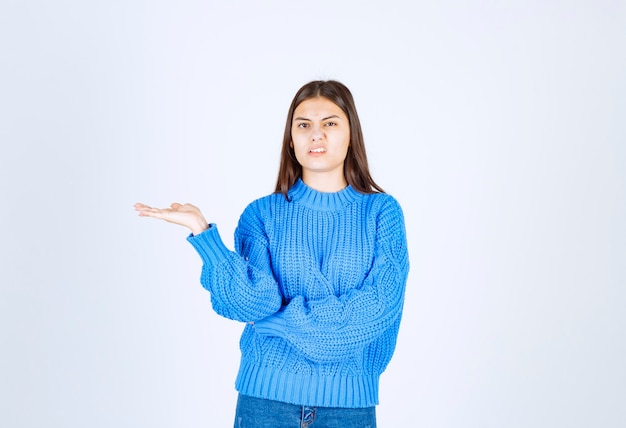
[288, 179, 361, 211]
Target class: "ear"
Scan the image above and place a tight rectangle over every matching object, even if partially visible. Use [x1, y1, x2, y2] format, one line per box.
[289, 140, 293, 148]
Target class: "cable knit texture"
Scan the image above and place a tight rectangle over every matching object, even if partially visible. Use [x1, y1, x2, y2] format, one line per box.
[187, 179, 409, 408]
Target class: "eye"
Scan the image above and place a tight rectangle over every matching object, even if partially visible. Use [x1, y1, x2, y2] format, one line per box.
[296, 122, 309, 128]
[324, 121, 337, 127]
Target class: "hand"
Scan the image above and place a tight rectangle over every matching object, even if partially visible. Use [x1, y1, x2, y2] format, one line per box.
[134, 202, 209, 235]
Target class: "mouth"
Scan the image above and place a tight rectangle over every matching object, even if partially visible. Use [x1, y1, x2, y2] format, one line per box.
[309, 147, 326, 153]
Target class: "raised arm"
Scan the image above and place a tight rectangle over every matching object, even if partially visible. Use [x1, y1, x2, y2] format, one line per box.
[186, 201, 283, 322]
[135, 201, 282, 321]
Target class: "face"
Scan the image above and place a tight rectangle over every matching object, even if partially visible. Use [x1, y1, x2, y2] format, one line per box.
[291, 97, 350, 187]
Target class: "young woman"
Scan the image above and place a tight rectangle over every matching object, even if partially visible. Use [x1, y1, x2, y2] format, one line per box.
[135, 80, 410, 428]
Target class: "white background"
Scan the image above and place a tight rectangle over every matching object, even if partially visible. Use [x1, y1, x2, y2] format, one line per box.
[1, 1, 624, 427]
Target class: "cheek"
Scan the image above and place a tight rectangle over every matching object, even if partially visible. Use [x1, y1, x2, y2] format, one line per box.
[340, 133, 351, 152]
[291, 141, 307, 163]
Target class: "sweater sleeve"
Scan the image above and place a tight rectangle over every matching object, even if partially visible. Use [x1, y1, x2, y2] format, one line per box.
[253, 197, 410, 363]
[186, 202, 282, 322]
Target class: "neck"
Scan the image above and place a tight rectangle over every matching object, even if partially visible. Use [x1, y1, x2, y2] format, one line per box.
[301, 171, 348, 193]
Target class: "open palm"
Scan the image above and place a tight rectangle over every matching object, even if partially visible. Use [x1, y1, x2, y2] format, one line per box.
[134, 202, 209, 235]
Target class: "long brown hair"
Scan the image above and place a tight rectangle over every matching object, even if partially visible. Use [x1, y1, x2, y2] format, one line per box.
[275, 80, 384, 198]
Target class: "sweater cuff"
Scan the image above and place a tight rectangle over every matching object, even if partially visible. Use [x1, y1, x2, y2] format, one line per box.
[253, 314, 288, 338]
[186, 224, 232, 266]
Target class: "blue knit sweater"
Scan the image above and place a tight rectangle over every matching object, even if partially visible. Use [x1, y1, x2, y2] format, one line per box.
[187, 179, 409, 408]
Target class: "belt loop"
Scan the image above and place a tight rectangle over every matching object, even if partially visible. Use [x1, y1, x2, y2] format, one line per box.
[301, 406, 316, 427]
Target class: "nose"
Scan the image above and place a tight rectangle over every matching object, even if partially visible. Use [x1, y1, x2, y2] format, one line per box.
[311, 126, 324, 142]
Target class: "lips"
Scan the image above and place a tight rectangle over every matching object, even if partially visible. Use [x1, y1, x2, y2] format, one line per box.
[309, 147, 326, 153]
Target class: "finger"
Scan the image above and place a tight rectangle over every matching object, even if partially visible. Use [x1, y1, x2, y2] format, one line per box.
[134, 202, 152, 211]
[135, 203, 166, 214]
[137, 206, 168, 217]
[137, 208, 158, 217]
[180, 203, 200, 214]
[170, 202, 182, 209]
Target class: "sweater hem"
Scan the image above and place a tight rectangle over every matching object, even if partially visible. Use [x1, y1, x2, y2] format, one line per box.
[234, 360, 380, 408]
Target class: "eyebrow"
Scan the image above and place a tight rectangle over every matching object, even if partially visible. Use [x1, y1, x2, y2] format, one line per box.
[293, 114, 342, 121]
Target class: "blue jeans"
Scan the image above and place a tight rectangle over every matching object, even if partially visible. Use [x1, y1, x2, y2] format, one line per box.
[234, 394, 377, 428]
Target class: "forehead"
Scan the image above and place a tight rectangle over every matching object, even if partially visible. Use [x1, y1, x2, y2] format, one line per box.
[293, 97, 346, 119]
